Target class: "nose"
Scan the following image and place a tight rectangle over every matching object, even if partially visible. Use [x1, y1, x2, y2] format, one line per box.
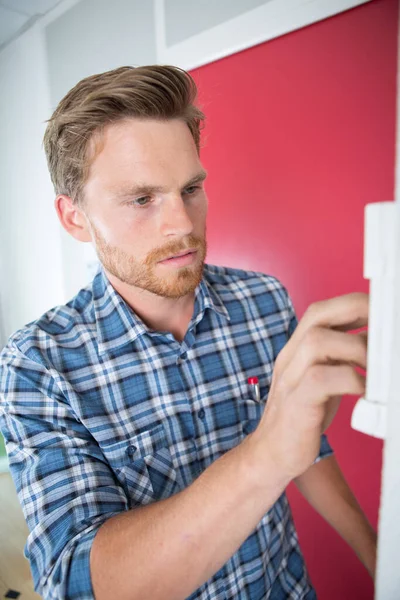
[159, 195, 194, 237]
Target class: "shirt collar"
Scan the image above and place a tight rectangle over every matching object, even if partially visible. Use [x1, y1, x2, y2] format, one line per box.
[92, 265, 230, 356]
[193, 275, 230, 326]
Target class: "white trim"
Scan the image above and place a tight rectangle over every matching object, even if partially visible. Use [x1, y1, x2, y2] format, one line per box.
[155, 0, 372, 70]
[154, 0, 167, 69]
[0, 456, 9, 473]
[374, 2, 400, 597]
[34, 0, 82, 28]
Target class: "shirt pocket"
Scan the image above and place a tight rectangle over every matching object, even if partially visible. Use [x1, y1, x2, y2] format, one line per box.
[239, 397, 264, 436]
[238, 373, 270, 436]
[103, 423, 181, 506]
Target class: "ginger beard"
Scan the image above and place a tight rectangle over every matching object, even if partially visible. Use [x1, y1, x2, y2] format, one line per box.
[90, 223, 207, 299]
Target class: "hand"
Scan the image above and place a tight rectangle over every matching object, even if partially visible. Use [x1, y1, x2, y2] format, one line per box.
[255, 293, 368, 481]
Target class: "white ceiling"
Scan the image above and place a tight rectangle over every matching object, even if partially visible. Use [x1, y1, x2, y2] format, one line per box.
[0, 0, 63, 51]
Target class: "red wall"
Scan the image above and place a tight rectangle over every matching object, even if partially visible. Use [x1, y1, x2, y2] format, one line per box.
[191, 0, 398, 597]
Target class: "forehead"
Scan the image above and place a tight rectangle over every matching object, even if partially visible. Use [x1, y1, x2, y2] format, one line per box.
[86, 118, 201, 189]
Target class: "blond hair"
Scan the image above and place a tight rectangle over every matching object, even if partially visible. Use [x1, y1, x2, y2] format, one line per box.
[43, 65, 205, 205]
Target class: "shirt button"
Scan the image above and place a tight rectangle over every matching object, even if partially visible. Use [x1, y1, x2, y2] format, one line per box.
[127, 445, 137, 457]
[180, 352, 187, 361]
[243, 421, 255, 435]
[198, 408, 205, 420]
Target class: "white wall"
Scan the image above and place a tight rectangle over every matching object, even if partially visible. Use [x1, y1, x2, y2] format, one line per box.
[44, 0, 157, 300]
[0, 24, 64, 346]
[0, 0, 157, 346]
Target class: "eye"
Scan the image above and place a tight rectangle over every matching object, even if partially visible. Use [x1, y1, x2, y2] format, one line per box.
[132, 196, 151, 207]
[183, 185, 200, 195]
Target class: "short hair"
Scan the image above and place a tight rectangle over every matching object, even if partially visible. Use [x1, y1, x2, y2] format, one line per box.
[43, 65, 205, 206]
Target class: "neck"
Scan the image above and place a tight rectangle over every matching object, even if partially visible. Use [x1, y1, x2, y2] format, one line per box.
[104, 270, 196, 343]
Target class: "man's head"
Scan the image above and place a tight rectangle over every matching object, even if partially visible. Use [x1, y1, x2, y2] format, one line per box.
[44, 65, 208, 298]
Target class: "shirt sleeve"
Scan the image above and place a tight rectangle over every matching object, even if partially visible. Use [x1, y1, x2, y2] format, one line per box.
[0, 341, 129, 600]
[284, 287, 334, 464]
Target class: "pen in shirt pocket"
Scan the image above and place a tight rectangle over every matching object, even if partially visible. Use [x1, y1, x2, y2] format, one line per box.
[247, 376, 260, 402]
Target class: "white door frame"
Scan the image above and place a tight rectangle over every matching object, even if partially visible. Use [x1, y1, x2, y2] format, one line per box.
[375, 2, 400, 597]
[155, 0, 372, 70]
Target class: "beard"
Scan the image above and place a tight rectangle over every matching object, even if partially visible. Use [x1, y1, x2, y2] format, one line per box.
[89, 225, 207, 299]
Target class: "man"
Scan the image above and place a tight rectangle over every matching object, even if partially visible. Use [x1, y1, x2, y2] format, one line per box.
[0, 65, 376, 599]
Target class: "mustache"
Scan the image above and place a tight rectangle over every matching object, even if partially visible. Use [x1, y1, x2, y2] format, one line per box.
[145, 234, 205, 265]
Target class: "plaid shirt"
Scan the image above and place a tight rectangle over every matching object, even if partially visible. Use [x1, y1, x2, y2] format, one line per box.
[0, 263, 333, 599]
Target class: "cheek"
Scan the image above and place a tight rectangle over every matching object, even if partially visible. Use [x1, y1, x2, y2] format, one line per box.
[191, 195, 208, 225]
[115, 215, 156, 258]
[100, 210, 138, 242]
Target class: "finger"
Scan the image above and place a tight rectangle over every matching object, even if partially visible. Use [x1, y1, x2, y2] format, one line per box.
[298, 364, 366, 406]
[278, 293, 369, 371]
[292, 293, 369, 342]
[355, 330, 368, 342]
[277, 327, 367, 392]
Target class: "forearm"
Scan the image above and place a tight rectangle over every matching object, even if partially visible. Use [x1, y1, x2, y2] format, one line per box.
[90, 433, 290, 600]
[294, 455, 377, 576]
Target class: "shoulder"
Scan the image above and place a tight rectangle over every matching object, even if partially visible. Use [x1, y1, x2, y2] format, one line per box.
[0, 279, 95, 369]
[203, 263, 290, 307]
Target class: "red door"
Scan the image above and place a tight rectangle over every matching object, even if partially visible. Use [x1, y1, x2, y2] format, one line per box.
[191, 1, 397, 597]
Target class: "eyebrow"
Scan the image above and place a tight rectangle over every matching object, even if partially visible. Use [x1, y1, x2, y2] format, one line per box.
[111, 169, 208, 200]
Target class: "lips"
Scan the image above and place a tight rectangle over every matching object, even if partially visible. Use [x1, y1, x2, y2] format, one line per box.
[161, 248, 197, 262]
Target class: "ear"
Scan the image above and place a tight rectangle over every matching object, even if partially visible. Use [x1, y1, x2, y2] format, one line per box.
[55, 195, 92, 242]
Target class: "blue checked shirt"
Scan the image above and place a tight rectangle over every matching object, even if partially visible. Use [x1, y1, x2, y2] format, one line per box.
[0, 264, 333, 599]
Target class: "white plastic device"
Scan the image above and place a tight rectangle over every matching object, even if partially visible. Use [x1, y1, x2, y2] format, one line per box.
[351, 201, 397, 439]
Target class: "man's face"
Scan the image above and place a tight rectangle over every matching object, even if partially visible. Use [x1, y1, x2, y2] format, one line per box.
[82, 118, 208, 299]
